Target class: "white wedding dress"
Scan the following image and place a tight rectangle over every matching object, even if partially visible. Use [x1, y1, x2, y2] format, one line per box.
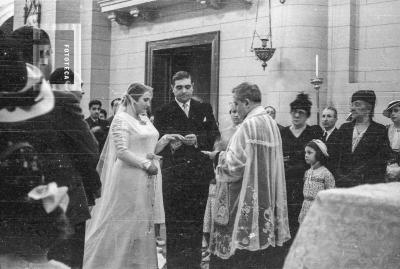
[83, 112, 163, 269]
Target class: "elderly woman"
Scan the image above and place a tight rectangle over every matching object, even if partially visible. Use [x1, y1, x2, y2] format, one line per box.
[280, 93, 322, 241]
[383, 100, 400, 181]
[336, 90, 390, 187]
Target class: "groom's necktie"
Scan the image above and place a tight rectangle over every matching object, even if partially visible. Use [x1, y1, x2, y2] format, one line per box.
[182, 103, 189, 117]
[322, 131, 328, 142]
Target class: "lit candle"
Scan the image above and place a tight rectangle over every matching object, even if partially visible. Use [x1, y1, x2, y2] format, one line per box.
[315, 54, 319, 77]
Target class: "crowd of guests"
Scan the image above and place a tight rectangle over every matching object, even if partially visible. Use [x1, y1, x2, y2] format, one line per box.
[1, 25, 400, 269]
[269, 91, 398, 253]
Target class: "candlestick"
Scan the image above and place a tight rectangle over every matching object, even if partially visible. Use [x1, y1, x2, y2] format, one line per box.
[310, 77, 323, 125]
[315, 54, 319, 77]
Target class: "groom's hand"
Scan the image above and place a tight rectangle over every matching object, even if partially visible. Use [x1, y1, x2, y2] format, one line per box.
[182, 134, 197, 146]
[170, 140, 183, 151]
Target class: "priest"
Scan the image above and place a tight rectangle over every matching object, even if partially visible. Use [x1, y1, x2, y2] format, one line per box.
[205, 82, 291, 269]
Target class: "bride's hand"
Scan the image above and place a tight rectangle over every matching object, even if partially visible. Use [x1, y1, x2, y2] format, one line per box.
[201, 150, 219, 160]
[146, 162, 158, 176]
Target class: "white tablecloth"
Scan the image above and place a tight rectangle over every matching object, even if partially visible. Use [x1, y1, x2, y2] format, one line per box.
[284, 183, 400, 269]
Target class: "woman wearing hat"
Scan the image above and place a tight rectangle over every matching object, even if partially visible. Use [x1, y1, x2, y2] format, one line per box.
[383, 100, 400, 181]
[281, 93, 323, 242]
[336, 90, 390, 187]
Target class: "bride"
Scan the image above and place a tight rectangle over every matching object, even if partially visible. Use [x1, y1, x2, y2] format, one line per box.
[83, 83, 182, 269]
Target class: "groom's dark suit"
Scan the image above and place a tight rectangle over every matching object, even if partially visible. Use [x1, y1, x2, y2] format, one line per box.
[154, 99, 220, 269]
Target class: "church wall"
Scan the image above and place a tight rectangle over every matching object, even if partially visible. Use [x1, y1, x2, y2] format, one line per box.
[328, 0, 400, 126]
[10, 0, 400, 127]
[108, 0, 329, 129]
[14, 0, 400, 128]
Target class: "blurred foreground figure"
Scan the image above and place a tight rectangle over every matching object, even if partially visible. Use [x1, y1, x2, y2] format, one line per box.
[11, 25, 53, 80]
[284, 183, 400, 269]
[50, 67, 85, 102]
[0, 36, 100, 269]
[0, 36, 72, 269]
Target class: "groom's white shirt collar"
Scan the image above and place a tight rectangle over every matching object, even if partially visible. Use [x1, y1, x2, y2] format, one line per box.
[175, 98, 191, 112]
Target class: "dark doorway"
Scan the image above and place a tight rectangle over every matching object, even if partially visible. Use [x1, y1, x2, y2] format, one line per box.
[146, 32, 220, 117]
[0, 16, 14, 35]
[151, 44, 211, 109]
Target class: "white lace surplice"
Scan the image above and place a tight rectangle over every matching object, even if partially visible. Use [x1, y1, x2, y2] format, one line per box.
[84, 112, 161, 269]
[284, 183, 400, 269]
[209, 106, 290, 259]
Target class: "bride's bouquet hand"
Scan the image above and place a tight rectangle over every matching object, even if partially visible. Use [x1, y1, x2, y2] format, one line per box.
[146, 162, 158, 176]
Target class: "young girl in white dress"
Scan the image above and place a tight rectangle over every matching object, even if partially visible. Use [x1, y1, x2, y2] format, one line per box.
[298, 139, 335, 223]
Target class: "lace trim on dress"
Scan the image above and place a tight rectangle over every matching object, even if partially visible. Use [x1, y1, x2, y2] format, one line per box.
[211, 205, 286, 259]
[246, 139, 280, 147]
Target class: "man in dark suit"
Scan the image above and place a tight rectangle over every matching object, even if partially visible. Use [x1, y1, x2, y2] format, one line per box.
[106, 97, 121, 128]
[320, 106, 341, 176]
[336, 90, 390, 187]
[85, 99, 108, 151]
[154, 71, 220, 269]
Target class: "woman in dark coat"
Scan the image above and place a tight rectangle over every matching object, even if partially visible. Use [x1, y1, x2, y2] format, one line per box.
[336, 90, 390, 187]
[0, 37, 100, 268]
[281, 93, 322, 243]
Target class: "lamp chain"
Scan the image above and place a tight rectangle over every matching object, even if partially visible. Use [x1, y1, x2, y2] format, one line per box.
[268, 0, 272, 48]
[250, 0, 261, 51]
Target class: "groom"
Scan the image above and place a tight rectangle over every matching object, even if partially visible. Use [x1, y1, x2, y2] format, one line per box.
[154, 71, 220, 269]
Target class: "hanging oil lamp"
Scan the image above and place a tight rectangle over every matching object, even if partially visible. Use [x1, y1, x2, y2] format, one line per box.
[253, 38, 275, 71]
[251, 0, 281, 70]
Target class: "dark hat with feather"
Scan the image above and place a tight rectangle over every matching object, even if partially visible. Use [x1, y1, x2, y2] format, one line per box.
[290, 92, 312, 117]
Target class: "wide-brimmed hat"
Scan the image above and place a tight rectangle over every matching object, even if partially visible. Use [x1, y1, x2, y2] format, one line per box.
[0, 37, 54, 122]
[383, 100, 400, 118]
